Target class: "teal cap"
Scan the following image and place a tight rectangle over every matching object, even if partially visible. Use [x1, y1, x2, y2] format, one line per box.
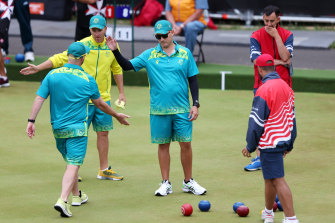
[67, 42, 90, 59]
[154, 20, 172, 34]
[89, 15, 106, 30]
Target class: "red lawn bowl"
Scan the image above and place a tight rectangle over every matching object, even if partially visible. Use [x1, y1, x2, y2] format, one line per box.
[181, 203, 193, 216]
[273, 202, 278, 212]
[237, 205, 249, 217]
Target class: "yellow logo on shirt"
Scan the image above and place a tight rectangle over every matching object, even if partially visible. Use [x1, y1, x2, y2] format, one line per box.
[178, 59, 183, 65]
[148, 49, 167, 60]
[156, 60, 159, 64]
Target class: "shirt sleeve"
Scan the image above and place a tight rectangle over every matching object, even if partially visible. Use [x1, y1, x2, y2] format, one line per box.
[89, 77, 101, 100]
[36, 74, 50, 99]
[187, 49, 199, 77]
[246, 95, 270, 153]
[288, 107, 297, 151]
[195, 0, 209, 9]
[110, 43, 123, 75]
[130, 49, 150, 72]
[250, 37, 261, 62]
[165, 0, 171, 11]
[285, 33, 294, 57]
[49, 50, 68, 68]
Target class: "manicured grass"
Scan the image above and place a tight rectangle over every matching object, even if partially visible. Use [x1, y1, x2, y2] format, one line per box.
[0, 82, 334, 223]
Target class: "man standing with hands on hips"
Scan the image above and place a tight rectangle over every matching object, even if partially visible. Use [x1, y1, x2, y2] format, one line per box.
[242, 54, 299, 223]
[105, 20, 206, 196]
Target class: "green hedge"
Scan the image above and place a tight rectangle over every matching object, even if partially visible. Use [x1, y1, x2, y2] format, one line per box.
[6, 59, 335, 94]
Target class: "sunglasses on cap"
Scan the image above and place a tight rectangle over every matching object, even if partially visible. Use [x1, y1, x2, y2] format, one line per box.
[155, 32, 169, 40]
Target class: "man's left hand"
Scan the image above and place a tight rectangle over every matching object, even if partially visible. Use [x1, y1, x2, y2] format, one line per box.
[188, 106, 199, 121]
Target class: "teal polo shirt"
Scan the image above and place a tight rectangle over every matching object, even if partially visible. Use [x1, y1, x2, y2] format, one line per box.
[37, 63, 101, 138]
[130, 41, 199, 114]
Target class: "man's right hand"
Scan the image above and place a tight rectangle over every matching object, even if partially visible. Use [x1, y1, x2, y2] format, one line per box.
[26, 122, 35, 139]
[106, 36, 118, 51]
[115, 113, 130, 126]
[20, 63, 39, 75]
[174, 26, 182, 35]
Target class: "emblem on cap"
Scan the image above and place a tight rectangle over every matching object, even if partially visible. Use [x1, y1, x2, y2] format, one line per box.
[157, 24, 162, 29]
[94, 18, 99, 23]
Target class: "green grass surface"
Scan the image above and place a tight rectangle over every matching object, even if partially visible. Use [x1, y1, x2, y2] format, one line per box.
[0, 82, 334, 222]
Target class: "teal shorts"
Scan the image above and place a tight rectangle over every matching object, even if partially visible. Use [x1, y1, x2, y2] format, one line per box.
[87, 100, 113, 132]
[55, 136, 88, 166]
[150, 113, 192, 144]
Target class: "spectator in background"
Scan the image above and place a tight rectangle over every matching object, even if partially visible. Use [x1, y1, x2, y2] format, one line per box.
[0, 0, 14, 88]
[3, 0, 34, 62]
[246, 5, 294, 171]
[165, 0, 208, 53]
[74, 0, 106, 41]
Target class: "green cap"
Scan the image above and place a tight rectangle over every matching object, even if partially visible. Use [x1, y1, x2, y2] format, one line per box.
[89, 15, 106, 30]
[154, 20, 172, 34]
[67, 42, 90, 59]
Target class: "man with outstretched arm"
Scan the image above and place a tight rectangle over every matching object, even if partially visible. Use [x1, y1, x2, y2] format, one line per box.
[106, 20, 206, 196]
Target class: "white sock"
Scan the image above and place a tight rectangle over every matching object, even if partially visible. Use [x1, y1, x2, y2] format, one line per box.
[101, 167, 108, 171]
[265, 207, 273, 214]
[285, 216, 297, 221]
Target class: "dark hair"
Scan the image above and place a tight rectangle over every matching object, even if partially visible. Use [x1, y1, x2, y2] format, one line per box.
[259, 65, 275, 72]
[264, 5, 280, 17]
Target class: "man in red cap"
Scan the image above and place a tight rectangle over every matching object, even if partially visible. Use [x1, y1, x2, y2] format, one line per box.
[241, 54, 299, 223]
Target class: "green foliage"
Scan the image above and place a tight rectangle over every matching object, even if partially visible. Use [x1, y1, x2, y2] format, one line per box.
[330, 41, 335, 49]
[0, 82, 334, 222]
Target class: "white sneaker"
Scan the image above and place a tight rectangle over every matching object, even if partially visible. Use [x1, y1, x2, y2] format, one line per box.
[282, 219, 300, 223]
[24, 51, 35, 62]
[261, 209, 274, 223]
[155, 180, 172, 196]
[182, 178, 206, 195]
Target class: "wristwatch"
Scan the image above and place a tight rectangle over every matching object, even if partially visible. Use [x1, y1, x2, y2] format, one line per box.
[193, 100, 200, 108]
[180, 23, 185, 29]
[28, 119, 35, 123]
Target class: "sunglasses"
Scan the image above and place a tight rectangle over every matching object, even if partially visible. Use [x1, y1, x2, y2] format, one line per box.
[155, 33, 169, 40]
